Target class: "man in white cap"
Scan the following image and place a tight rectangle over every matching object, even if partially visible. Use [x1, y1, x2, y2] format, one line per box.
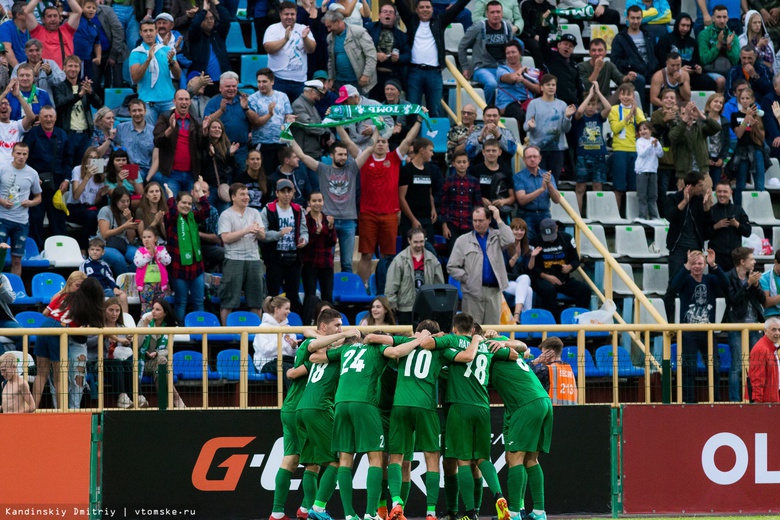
[264, 1, 316, 104]
[292, 79, 332, 161]
[155, 13, 181, 51]
[334, 84, 393, 151]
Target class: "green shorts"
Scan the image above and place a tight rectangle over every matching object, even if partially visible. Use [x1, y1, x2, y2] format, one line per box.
[389, 406, 440, 454]
[444, 403, 491, 461]
[505, 398, 554, 454]
[281, 411, 300, 456]
[297, 408, 338, 465]
[332, 402, 385, 453]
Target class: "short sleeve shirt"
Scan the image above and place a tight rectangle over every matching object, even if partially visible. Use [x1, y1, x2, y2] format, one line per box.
[0, 120, 27, 163]
[280, 344, 311, 413]
[436, 335, 510, 407]
[489, 350, 549, 414]
[31, 23, 76, 68]
[0, 21, 29, 65]
[218, 206, 264, 261]
[247, 90, 292, 145]
[128, 44, 176, 103]
[392, 336, 444, 410]
[69, 165, 104, 205]
[317, 159, 360, 219]
[0, 163, 41, 224]
[513, 168, 556, 212]
[263, 22, 315, 83]
[334, 342, 389, 406]
[297, 347, 342, 410]
[399, 162, 438, 219]
[575, 113, 607, 156]
[360, 149, 402, 215]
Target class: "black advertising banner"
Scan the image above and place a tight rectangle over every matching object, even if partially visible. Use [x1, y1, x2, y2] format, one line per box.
[102, 407, 611, 519]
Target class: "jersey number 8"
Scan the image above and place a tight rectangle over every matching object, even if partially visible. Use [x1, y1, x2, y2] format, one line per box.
[463, 354, 488, 384]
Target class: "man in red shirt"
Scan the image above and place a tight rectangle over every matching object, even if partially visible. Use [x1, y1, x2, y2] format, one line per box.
[337, 116, 423, 283]
[25, 0, 82, 69]
[152, 89, 204, 196]
[748, 318, 780, 403]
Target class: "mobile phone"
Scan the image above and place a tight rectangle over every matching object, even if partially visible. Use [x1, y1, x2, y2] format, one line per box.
[89, 158, 104, 174]
[124, 164, 139, 181]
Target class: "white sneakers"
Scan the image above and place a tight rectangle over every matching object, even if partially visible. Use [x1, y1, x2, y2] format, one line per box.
[117, 393, 149, 409]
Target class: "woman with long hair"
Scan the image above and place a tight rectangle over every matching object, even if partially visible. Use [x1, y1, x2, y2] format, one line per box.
[97, 186, 139, 276]
[96, 298, 145, 408]
[105, 148, 143, 203]
[138, 298, 185, 408]
[704, 93, 730, 186]
[202, 119, 239, 213]
[233, 148, 270, 212]
[506, 218, 537, 321]
[730, 88, 766, 206]
[739, 10, 778, 73]
[68, 147, 109, 244]
[301, 191, 336, 307]
[135, 181, 168, 242]
[253, 296, 299, 388]
[360, 296, 396, 326]
[92, 107, 117, 158]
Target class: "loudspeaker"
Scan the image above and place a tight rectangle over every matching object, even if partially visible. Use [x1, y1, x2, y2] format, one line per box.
[412, 284, 459, 333]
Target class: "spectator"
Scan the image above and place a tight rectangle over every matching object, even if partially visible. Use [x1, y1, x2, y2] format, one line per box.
[573, 84, 611, 212]
[506, 218, 535, 320]
[298, 0, 328, 77]
[105, 148, 143, 203]
[135, 181, 167, 242]
[24, 105, 72, 249]
[724, 246, 765, 402]
[301, 190, 336, 306]
[739, 10, 778, 75]
[202, 118, 239, 213]
[68, 147, 108, 243]
[531, 336, 578, 404]
[25, 0, 82, 69]
[650, 89, 680, 193]
[234, 148, 271, 211]
[247, 68, 292, 175]
[187, 72, 213, 120]
[0, 78, 35, 163]
[394, 0, 470, 117]
[466, 140, 515, 225]
[578, 38, 636, 101]
[153, 89, 204, 196]
[291, 80, 330, 161]
[761, 250, 780, 318]
[252, 295, 299, 387]
[263, 1, 316, 103]
[11, 39, 65, 94]
[440, 150, 483, 252]
[171, 0, 200, 33]
[364, 4, 410, 100]
[728, 45, 773, 99]
[458, 1, 517, 105]
[697, 5, 739, 81]
[0, 141, 41, 277]
[268, 146, 313, 207]
[134, 227, 171, 315]
[530, 218, 591, 318]
[79, 237, 128, 311]
[708, 182, 751, 271]
[519, 0, 555, 69]
[650, 52, 692, 108]
[523, 76, 575, 184]
[116, 100, 155, 182]
[611, 6, 658, 110]
[730, 88, 766, 206]
[446, 103, 477, 164]
[694, 0, 743, 35]
[97, 186, 138, 275]
[312, 69, 339, 118]
[192, 180, 224, 274]
[448, 205, 513, 325]
[205, 71, 258, 173]
[130, 19, 180, 127]
[112, 0, 148, 50]
[155, 13, 185, 68]
[608, 83, 646, 212]
[98, 298, 141, 408]
[359, 296, 397, 326]
[704, 93, 730, 186]
[542, 34, 584, 108]
[8, 63, 53, 120]
[625, 0, 673, 40]
[670, 101, 722, 188]
[88, 1, 127, 95]
[655, 14, 722, 92]
[72, 0, 101, 81]
[472, 0, 523, 33]
[329, 0, 371, 26]
[634, 121, 663, 221]
[399, 137, 442, 244]
[513, 145, 561, 243]
[497, 40, 540, 129]
[748, 318, 780, 403]
[323, 10, 376, 94]
[0, 2, 30, 69]
[430, 0, 473, 30]
[724, 78, 749, 141]
[760, 75, 780, 161]
[51, 56, 103, 166]
[164, 180, 211, 322]
[188, 3, 232, 88]
[466, 104, 518, 174]
[290, 133, 375, 274]
[91, 107, 116, 158]
[385, 226, 444, 325]
[334, 84, 394, 151]
[138, 298, 186, 408]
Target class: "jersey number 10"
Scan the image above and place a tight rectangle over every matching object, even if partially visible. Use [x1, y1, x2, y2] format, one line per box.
[404, 349, 432, 378]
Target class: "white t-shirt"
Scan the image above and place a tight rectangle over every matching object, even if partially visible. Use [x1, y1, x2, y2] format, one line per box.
[0, 163, 42, 224]
[0, 120, 26, 163]
[218, 206, 264, 261]
[263, 22, 315, 83]
[411, 21, 438, 67]
[276, 206, 296, 251]
[68, 165, 105, 205]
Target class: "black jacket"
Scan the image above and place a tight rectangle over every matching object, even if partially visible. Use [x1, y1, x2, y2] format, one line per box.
[23, 126, 72, 184]
[50, 79, 103, 132]
[395, 0, 470, 69]
[654, 13, 702, 70]
[187, 5, 232, 77]
[708, 201, 751, 267]
[542, 48, 584, 105]
[611, 29, 658, 78]
[364, 21, 411, 75]
[664, 191, 711, 252]
[724, 268, 766, 323]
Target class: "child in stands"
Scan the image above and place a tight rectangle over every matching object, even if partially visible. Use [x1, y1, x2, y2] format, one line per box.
[573, 84, 611, 212]
[634, 121, 664, 221]
[134, 228, 171, 315]
[608, 83, 646, 213]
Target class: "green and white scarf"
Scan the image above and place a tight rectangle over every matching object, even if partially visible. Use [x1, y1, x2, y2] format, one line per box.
[177, 211, 202, 266]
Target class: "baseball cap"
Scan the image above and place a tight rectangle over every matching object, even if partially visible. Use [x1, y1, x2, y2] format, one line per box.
[336, 84, 359, 104]
[559, 33, 577, 45]
[0, 43, 7, 54]
[155, 12, 174, 22]
[276, 179, 295, 191]
[313, 70, 329, 81]
[539, 218, 558, 242]
[304, 79, 325, 93]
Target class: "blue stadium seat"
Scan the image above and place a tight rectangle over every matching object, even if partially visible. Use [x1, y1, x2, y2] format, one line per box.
[423, 118, 450, 154]
[340, 312, 349, 325]
[216, 349, 266, 381]
[355, 310, 368, 325]
[21, 239, 50, 268]
[240, 54, 269, 87]
[226, 21, 257, 54]
[447, 276, 463, 300]
[520, 308, 556, 339]
[185, 311, 234, 343]
[368, 274, 377, 296]
[104, 87, 135, 111]
[4, 273, 40, 305]
[594, 345, 644, 377]
[333, 272, 373, 304]
[225, 311, 261, 342]
[31, 272, 66, 305]
[173, 350, 221, 380]
[14, 311, 47, 345]
[717, 343, 731, 374]
[528, 346, 542, 360]
[562, 346, 606, 377]
[287, 311, 303, 327]
[560, 307, 610, 339]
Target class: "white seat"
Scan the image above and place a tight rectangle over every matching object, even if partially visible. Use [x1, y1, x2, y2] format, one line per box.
[615, 226, 663, 259]
[767, 158, 780, 185]
[748, 226, 774, 260]
[42, 235, 83, 268]
[444, 23, 464, 54]
[116, 273, 140, 305]
[586, 192, 631, 224]
[559, 24, 587, 55]
[521, 56, 535, 69]
[448, 88, 486, 120]
[611, 263, 636, 295]
[442, 56, 457, 86]
[122, 312, 136, 328]
[500, 116, 522, 145]
[772, 226, 780, 252]
[742, 191, 780, 225]
[579, 224, 619, 258]
[625, 192, 638, 221]
[638, 297, 667, 324]
[652, 226, 670, 255]
[691, 91, 715, 113]
[551, 191, 589, 225]
[642, 263, 669, 295]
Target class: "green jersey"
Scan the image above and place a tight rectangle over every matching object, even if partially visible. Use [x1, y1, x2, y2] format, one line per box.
[490, 356, 550, 414]
[393, 336, 445, 410]
[378, 359, 399, 417]
[281, 344, 312, 413]
[437, 335, 511, 407]
[296, 348, 343, 411]
[334, 342, 389, 406]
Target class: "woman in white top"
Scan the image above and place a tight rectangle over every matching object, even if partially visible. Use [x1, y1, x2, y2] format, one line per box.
[253, 296, 299, 388]
[67, 147, 109, 248]
[327, 0, 369, 25]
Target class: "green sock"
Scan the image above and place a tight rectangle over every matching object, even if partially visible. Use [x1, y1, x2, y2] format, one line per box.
[315, 465, 339, 508]
[425, 471, 440, 513]
[458, 465, 475, 511]
[401, 481, 411, 507]
[273, 468, 293, 513]
[444, 473, 459, 513]
[474, 476, 483, 512]
[338, 467, 356, 517]
[387, 463, 403, 505]
[507, 465, 527, 513]
[526, 464, 545, 511]
[478, 460, 502, 497]
[366, 466, 384, 516]
[302, 470, 318, 510]
[379, 479, 389, 508]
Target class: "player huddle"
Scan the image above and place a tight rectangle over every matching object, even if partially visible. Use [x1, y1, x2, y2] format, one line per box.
[270, 310, 554, 520]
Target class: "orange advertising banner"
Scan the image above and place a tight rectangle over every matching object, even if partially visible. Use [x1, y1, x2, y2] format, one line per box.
[0, 414, 92, 519]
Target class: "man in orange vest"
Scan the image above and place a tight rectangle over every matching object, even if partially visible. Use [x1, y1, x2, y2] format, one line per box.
[532, 337, 578, 405]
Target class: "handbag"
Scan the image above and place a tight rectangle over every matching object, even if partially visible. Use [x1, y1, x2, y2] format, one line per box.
[106, 236, 128, 254]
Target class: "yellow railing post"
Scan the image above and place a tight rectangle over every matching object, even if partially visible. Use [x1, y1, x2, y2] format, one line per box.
[59, 333, 68, 412]
[611, 331, 619, 406]
[202, 334, 209, 409]
[604, 262, 613, 301]
[741, 327, 749, 403]
[644, 329, 651, 403]
[707, 331, 714, 404]
[277, 333, 284, 408]
[577, 329, 585, 404]
[97, 333, 104, 412]
[167, 334, 174, 409]
[132, 333, 139, 407]
[676, 330, 683, 404]
[240, 332, 249, 409]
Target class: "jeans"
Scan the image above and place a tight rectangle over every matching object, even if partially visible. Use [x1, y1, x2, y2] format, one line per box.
[68, 132, 92, 169]
[112, 4, 140, 51]
[0, 319, 22, 350]
[29, 184, 68, 250]
[518, 210, 550, 244]
[68, 342, 88, 409]
[150, 169, 194, 197]
[171, 273, 205, 323]
[301, 265, 334, 307]
[734, 147, 765, 207]
[274, 77, 304, 104]
[266, 261, 303, 316]
[540, 150, 565, 185]
[432, 4, 472, 29]
[610, 151, 637, 192]
[636, 172, 659, 219]
[208, 189, 229, 215]
[682, 331, 720, 403]
[407, 67, 444, 118]
[472, 67, 498, 105]
[727, 329, 762, 402]
[103, 245, 138, 276]
[334, 218, 357, 273]
[145, 100, 175, 127]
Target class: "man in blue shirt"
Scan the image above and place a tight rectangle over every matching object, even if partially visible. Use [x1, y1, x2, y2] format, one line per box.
[513, 145, 561, 243]
[115, 99, 155, 181]
[129, 19, 180, 126]
[8, 62, 52, 120]
[246, 67, 293, 175]
[0, 2, 29, 68]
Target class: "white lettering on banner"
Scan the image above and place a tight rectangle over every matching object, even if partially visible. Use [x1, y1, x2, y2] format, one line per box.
[261, 438, 302, 491]
[699, 432, 780, 485]
[755, 433, 780, 484]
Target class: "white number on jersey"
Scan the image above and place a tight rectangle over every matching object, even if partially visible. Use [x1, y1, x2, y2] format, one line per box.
[463, 353, 488, 384]
[308, 363, 328, 383]
[516, 358, 531, 372]
[403, 349, 432, 379]
[341, 348, 367, 374]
